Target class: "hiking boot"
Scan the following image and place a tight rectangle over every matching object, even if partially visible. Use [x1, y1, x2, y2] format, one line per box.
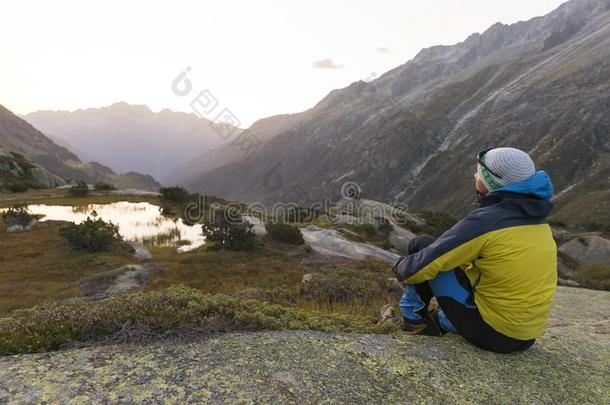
[401, 315, 442, 337]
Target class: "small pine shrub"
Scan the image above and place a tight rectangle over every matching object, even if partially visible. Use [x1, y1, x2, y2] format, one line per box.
[299, 267, 400, 306]
[69, 181, 89, 196]
[265, 222, 304, 245]
[1, 203, 33, 226]
[94, 182, 116, 191]
[60, 216, 122, 252]
[202, 208, 256, 251]
[160, 186, 192, 204]
[8, 183, 28, 193]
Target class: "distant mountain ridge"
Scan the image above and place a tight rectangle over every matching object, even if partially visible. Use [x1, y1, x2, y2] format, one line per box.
[24, 102, 241, 182]
[0, 104, 160, 191]
[180, 0, 610, 227]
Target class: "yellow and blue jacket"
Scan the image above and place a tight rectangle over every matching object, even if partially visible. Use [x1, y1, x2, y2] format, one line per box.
[394, 171, 557, 340]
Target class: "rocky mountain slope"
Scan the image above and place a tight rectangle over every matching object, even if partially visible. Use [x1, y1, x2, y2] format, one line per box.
[0, 104, 160, 191]
[1, 287, 607, 403]
[182, 0, 610, 228]
[0, 148, 66, 191]
[166, 113, 302, 186]
[24, 102, 241, 182]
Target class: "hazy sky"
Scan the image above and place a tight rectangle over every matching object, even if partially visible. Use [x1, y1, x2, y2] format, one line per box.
[1, 0, 567, 127]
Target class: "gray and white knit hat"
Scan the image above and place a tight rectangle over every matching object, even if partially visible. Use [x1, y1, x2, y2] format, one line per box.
[477, 147, 535, 192]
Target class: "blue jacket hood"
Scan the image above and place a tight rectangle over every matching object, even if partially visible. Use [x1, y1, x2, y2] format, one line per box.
[493, 171, 554, 201]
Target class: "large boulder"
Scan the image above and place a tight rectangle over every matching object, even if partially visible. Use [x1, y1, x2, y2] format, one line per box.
[551, 227, 576, 246]
[557, 255, 574, 279]
[558, 235, 610, 265]
[0, 287, 608, 403]
[300, 225, 400, 263]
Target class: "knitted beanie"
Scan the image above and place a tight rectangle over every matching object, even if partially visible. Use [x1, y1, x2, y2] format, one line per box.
[477, 147, 535, 192]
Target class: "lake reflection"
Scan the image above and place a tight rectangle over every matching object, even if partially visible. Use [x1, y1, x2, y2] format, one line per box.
[26, 202, 205, 252]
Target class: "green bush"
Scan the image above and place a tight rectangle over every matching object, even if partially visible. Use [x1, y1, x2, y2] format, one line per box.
[94, 182, 116, 191]
[8, 183, 29, 193]
[0, 285, 398, 355]
[160, 186, 192, 204]
[300, 267, 401, 305]
[573, 263, 610, 291]
[202, 208, 256, 251]
[69, 181, 89, 196]
[265, 222, 304, 245]
[60, 216, 122, 252]
[1, 203, 34, 226]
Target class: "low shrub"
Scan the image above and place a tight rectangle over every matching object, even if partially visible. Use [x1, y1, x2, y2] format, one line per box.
[69, 181, 89, 196]
[265, 222, 304, 245]
[299, 267, 401, 306]
[573, 263, 610, 291]
[0, 285, 398, 355]
[160, 186, 192, 204]
[94, 182, 116, 191]
[60, 216, 122, 252]
[8, 183, 29, 193]
[202, 208, 256, 251]
[1, 203, 34, 226]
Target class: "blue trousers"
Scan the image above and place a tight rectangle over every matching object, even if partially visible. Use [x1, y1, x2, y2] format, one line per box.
[399, 268, 476, 333]
[397, 235, 535, 353]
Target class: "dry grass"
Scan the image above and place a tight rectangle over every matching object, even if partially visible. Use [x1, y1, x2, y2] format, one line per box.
[0, 190, 402, 335]
[0, 220, 134, 315]
[145, 242, 310, 295]
[0, 188, 161, 208]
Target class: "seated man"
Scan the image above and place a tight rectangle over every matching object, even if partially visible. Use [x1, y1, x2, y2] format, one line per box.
[393, 147, 557, 353]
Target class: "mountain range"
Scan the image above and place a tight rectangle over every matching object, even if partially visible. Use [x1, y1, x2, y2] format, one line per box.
[24, 102, 240, 182]
[7, 0, 610, 228]
[0, 105, 159, 191]
[175, 0, 610, 227]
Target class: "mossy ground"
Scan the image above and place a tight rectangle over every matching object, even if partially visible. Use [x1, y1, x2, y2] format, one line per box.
[0, 287, 608, 404]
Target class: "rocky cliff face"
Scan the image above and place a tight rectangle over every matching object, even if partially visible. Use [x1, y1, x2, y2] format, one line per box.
[0, 148, 66, 190]
[182, 0, 610, 227]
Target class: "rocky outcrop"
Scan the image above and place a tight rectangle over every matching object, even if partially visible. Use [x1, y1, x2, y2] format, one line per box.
[301, 225, 400, 263]
[0, 287, 608, 403]
[5, 219, 37, 233]
[558, 235, 610, 265]
[79, 264, 167, 298]
[0, 147, 66, 190]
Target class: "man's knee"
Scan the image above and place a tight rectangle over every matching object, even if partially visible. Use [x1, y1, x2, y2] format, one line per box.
[407, 234, 435, 254]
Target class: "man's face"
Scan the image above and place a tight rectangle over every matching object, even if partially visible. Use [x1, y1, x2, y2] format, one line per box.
[474, 169, 488, 195]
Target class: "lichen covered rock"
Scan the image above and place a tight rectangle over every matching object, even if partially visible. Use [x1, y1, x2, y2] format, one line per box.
[0, 287, 608, 403]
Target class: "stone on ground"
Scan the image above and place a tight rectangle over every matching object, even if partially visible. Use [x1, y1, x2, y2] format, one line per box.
[0, 287, 608, 403]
